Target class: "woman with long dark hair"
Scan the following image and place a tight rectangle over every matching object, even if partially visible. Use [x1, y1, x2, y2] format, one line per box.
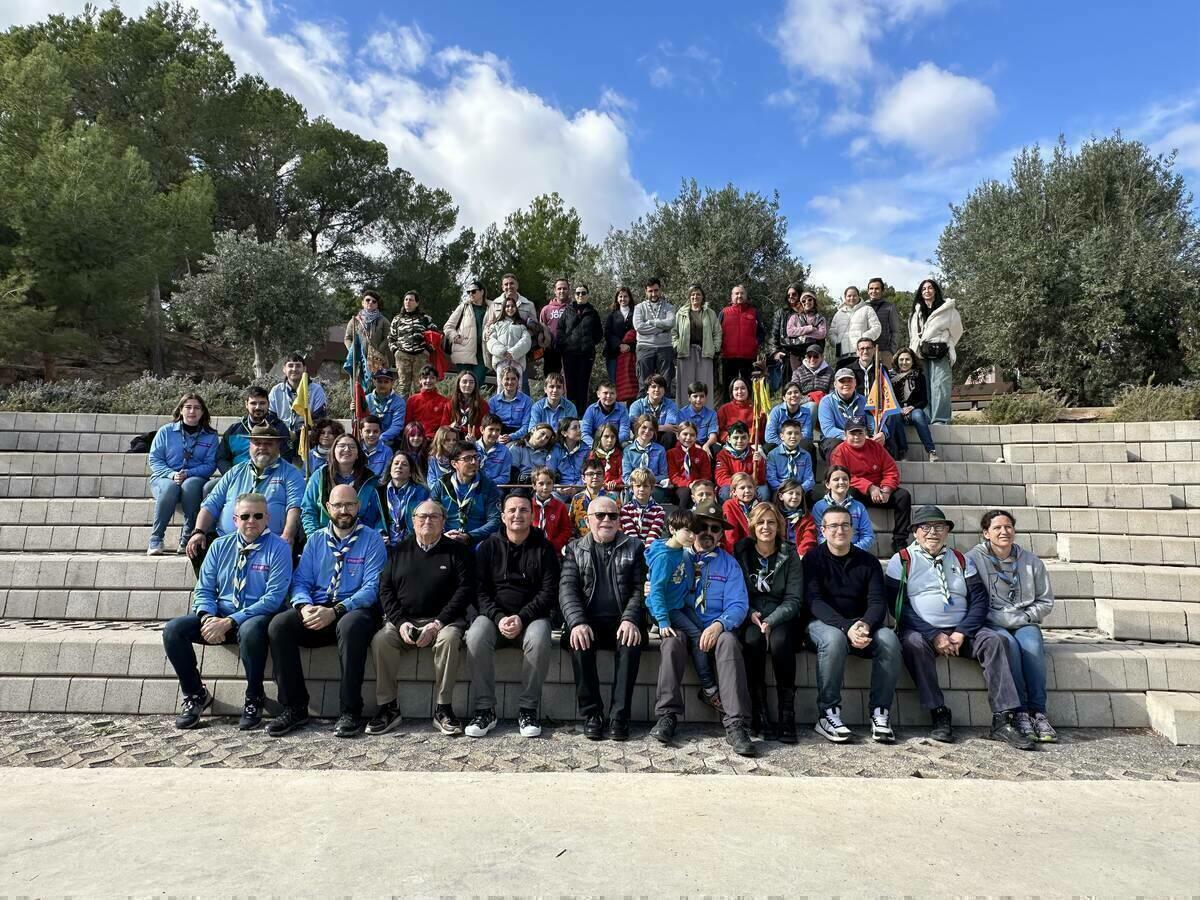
[147, 393, 218, 555]
[603, 286, 637, 385]
[890, 347, 939, 461]
[381, 451, 430, 547]
[300, 433, 385, 536]
[908, 278, 963, 425]
[449, 370, 489, 440]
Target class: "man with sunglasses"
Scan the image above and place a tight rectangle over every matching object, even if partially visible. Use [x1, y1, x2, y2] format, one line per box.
[557, 282, 604, 414]
[444, 281, 489, 387]
[649, 500, 756, 757]
[267, 484, 387, 739]
[163, 492, 292, 731]
[429, 440, 501, 547]
[886, 505, 1034, 750]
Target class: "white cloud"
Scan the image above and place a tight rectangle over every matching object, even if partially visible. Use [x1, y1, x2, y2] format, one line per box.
[871, 62, 996, 160]
[1133, 94, 1200, 173]
[642, 42, 722, 94]
[363, 23, 433, 74]
[1161, 123, 1200, 170]
[797, 232, 935, 295]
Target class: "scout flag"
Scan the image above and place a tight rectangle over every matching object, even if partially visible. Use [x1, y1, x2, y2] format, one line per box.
[291, 372, 313, 477]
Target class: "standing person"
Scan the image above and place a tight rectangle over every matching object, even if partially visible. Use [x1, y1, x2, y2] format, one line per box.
[266, 484, 388, 738]
[559, 495, 649, 741]
[483, 273, 538, 386]
[603, 286, 637, 384]
[387, 290, 436, 397]
[829, 416, 912, 555]
[367, 499, 472, 737]
[672, 285, 721, 408]
[344, 289, 393, 372]
[891, 347, 939, 462]
[966, 510, 1058, 743]
[733, 502, 803, 743]
[866, 277, 901, 368]
[770, 286, 827, 381]
[269, 353, 329, 451]
[444, 281, 489, 388]
[887, 506, 1034, 750]
[909, 278, 963, 425]
[633, 277, 677, 393]
[716, 284, 765, 397]
[540, 277, 571, 377]
[485, 295, 533, 378]
[828, 285, 881, 364]
[405, 365, 452, 441]
[557, 282, 604, 415]
[803, 504, 901, 744]
[147, 393, 218, 555]
[465, 489, 559, 739]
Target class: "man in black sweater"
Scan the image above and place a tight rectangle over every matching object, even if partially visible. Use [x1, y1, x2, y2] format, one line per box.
[367, 499, 474, 737]
[802, 505, 901, 744]
[464, 489, 559, 739]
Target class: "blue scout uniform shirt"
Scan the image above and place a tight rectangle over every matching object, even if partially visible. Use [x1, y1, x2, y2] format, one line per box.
[628, 396, 679, 428]
[148, 422, 218, 480]
[622, 439, 668, 484]
[429, 473, 501, 545]
[522, 397, 578, 441]
[202, 458, 306, 537]
[766, 445, 815, 493]
[364, 391, 406, 446]
[362, 441, 394, 485]
[580, 401, 631, 448]
[489, 391, 533, 438]
[191, 530, 292, 624]
[674, 404, 718, 444]
[291, 523, 387, 613]
[691, 547, 750, 632]
[765, 402, 814, 444]
[476, 439, 514, 486]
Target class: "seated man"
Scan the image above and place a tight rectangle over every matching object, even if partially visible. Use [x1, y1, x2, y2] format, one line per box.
[849, 337, 905, 459]
[816, 368, 870, 457]
[428, 440, 502, 546]
[266, 484, 387, 739]
[216, 385, 293, 475]
[368, 499, 472, 737]
[803, 505, 901, 744]
[829, 415, 911, 555]
[187, 425, 305, 574]
[886, 505, 1035, 750]
[465, 490, 559, 739]
[365, 367, 406, 448]
[162, 492, 292, 731]
[559, 495, 649, 741]
[649, 499, 756, 757]
[269, 352, 328, 449]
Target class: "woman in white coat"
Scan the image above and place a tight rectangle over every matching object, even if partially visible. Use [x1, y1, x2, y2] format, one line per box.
[485, 294, 533, 376]
[827, 285, 881, 362]
[908, 278, 963, 425]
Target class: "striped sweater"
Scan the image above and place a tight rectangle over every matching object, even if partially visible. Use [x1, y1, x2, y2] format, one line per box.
[619, 500, 665, 545]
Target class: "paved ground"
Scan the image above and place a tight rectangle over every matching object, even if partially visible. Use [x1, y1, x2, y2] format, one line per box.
[3, 769, 1198, 895]
[2, 713, 1198, 780]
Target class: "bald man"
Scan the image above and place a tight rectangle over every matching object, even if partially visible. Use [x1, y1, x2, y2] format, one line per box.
[267, 484, 387, 739]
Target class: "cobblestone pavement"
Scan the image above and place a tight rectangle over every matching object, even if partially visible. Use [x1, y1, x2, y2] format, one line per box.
[1, 714, 1197, 780]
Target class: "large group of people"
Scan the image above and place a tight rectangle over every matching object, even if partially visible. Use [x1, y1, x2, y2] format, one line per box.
[152, 274, 1049, 754]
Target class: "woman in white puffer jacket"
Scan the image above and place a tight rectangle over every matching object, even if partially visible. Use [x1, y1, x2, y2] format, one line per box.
[828, 285, 881, 361]
[485, 294, 533, 376]
[909, 278, 964, 425]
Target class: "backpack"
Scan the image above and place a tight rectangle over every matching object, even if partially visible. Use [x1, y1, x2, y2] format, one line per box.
[892, 546, 966, 625]
[127, 431, 156, 454]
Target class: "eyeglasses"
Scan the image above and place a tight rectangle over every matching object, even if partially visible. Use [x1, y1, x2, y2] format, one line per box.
[328, 502, 359, 511]
[455, 455, 478, 463]
[823, 522, 852, 531]
[236, 512, 265, 521]
[590, 511, 619, 521]
[698, 523, 724, 534]
[412, 513, 443, 522]
[917, 523, 951, 534]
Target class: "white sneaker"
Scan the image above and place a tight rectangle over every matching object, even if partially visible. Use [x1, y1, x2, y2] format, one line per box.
[870, 707, 895, 743]
[927, 450, 939, 462]
[464, 709, 496, 738]
[517, 708, 542, 738]
[814, 706, 852, 743]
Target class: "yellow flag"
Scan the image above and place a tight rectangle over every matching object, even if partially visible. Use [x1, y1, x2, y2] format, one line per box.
[292, 372, 313, 476]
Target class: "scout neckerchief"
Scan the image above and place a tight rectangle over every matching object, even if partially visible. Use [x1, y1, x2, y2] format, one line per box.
[693, 548, 718, 613]
[752, 550, 787, 593]
[723, 442, 750, 461]
[442, 473, 479, 528]
[913, 544, 953, 610]
[326, 523, 364, 603]
[250, 458, 280, 494]
[232, 533, 263, 609]
[366, 390, 393, 419]
[780, 446, 803, 480]
[626, 439, 654, 470]
[387, 481, 418, 543]
[679, 445, 693, 479]
[780, 504, 804, 542]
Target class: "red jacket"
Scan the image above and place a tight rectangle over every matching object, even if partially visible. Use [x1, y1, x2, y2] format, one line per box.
[722, 498, 754, 553]
[716, 400, 766, 443]
[790, 513, 818, 555]
[829, 439, 900, 493]
[715, 448, 765, 488]
[405, 390, 452, 440]
[666, 444, 713, 487]
[532, 495, 572, 552]
[719, 303, 762, 360]
[616, 329, 639, 402]
[589, 447, 623, 487]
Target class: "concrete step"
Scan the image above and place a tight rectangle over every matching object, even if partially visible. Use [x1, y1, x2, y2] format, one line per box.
[0, 623, 1183, 727]
[0, 452, 148, 477]
[1146, 691, 1200, 745]
[1058, 533, 1200, 568]
[1028, 483, 1176, 509]
[1096, 599, 1200, 644]
[0, 525, 187, 554]
[0, 498, 159, 525]
[1000, 443, 1129, 464]
[0, 554, 195, 591]
[0, 589, 192, 621]
[0, 475, 150, 499]
[1043, 561, 1200, 603]
[926, 420, 1200, 447]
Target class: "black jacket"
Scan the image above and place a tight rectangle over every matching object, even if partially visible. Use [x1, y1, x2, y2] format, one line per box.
[733, 537, 804, 627]
[380, 535, 475, 627]
[603, 306, 636, 359]
[891, 368, 928, 410]
[802, 543, 887, 632]
[558, 301, 604, 355]
[559, 532, 647, 629]
[475, 527, 559, 624]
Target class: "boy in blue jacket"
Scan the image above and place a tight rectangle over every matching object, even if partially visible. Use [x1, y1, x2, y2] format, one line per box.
[766, 420, 815, 495]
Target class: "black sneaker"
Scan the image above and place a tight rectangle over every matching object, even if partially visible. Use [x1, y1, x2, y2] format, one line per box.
[365, 701, 403, 735]
[433, 703, 463, 735]
[929, 705, 954, 743]
[649, 713, 677, 744]
[238, 696, 264, 731]
[583, 713, 606, 740]
[725, 721, 756, 757]
[174, 688, 212, 730]
[334, 713, 364, 738]
[609, 717, 630, 742]
[698, 687, 725, 714]
[465, 708, 498, 738]
[517, 708, 542, 738]
[990, 711, 1036, 750]
[266, 705, 310, 737]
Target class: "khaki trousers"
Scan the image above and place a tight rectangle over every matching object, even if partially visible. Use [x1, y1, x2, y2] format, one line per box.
[394, 351, 427, 397]
[372, 618, 464, 707]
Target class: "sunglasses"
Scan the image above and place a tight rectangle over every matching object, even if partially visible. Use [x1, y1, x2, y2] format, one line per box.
[590, 511, 619, 521]
[698, 523, 723, 534]
[468, 288, 483, 295]
[575, 290, 588, 296]
[236, 512, 265, 521]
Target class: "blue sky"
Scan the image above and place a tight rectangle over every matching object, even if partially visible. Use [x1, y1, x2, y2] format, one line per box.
[6, 0, 1199, 292]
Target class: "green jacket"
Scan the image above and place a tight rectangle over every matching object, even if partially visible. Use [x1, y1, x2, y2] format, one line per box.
[672, 306, 722, 358]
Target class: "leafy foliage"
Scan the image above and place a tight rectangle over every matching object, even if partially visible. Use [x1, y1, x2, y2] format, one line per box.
[471, 193, 586, 301]
[1108, 381, 1200, 422]
[983, 390, 1065, 424]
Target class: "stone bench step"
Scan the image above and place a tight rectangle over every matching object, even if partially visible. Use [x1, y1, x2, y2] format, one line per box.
[0, 525, 188, 554]
[0, 554, 195, 591]
[0, 589, 192, 621]
[1146, 691, 1200, 745]
[1043, 561, 1200, 602]
[0, 452, 148, 477]
[926, 421, 1200, 446]
[1028, 483, 1177, 509]
[0, 432, 139, 454]
[1097, 599, 1200, 644]
[0, 475, 150, 499]
[1000, 443, 1129, 464]
[1058, 533, 1200, 567]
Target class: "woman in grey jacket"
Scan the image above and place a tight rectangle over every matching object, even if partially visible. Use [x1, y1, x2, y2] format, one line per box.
[966, 510, 1057, 743]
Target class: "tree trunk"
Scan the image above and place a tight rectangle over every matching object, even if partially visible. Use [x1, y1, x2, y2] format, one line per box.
[252, 335, 266, 380]
[146, 279, 166, 377]
[41, 351, 57, 382]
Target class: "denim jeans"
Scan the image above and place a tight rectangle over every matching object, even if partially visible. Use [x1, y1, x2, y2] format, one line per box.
[925, 356, 953, 425]
[668, 606, 716, 689]
[150, 475, 207, 542]
[905, 407, 936, 453]
[996, 624, 1048, 713]
[806, 620, 901, 711]
[162, 612, 272, 699]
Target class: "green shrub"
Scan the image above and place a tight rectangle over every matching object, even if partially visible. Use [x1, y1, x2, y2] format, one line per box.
[0, 375, 253, 416]
[0, 379, 113, 413]
[983, 390, 1065, 425]
[1108, 381, 1200, 422]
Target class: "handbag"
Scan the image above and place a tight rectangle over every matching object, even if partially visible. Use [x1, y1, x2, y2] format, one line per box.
[443, 304, 465, 354]
[919, 340, 949, 360]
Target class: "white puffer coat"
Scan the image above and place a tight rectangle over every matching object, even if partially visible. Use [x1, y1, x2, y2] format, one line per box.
[828, 301, 881, 357]
[909, 298, 964, 365]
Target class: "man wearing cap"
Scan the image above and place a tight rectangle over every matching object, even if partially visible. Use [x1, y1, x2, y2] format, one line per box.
[790, 342, 834, 417]
[429, 439, 502, 547]
[829, 415, 912, 555]
[649, 499, 756, 757]
[817, 368, 872, 457]
[187, 425, 305, 573]
[267, 483, 388, 739]
[163, 492, 292, 731]
[365, 368, 406, 448]
[885, 505, 1034, 750]
[269, 353, 329, 454]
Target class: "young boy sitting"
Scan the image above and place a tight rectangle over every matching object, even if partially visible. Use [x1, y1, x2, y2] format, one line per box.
[645, 508, 722, 712]
[620, 467, 666, 546]
[674, 381, 719, 455]
[569, 458, 616, 537]
[666, 420, 713, 508]
[359, 415, 393, 486]
[714, 421, 768, 502]
[530, 465, 573, 552]
[689, 478, 717, 511]
[766, 420, 815, 497]
[476, 414, 514, 487]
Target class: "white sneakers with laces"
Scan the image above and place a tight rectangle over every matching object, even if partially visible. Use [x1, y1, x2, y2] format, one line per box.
[870, 707, 895, 743]
[814, 706, 852, 743]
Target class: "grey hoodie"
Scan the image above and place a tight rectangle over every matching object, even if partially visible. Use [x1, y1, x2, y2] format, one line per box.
[965, 541, 1055, 630]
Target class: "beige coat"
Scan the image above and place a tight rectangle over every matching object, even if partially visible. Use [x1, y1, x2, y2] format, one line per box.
[345, 312, 392, 372]
[444, 300, 487, 366]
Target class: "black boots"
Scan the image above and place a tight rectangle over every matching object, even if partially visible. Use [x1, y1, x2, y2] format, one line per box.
[776, 687, 798, 744]
[750, 686, 777, 741]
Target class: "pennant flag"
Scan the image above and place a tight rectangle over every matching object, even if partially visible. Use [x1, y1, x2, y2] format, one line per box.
[342, 332, 371, 423]
[750, 372, 773, 481]
[291, 372, 313, 477]
[866, 366, 902, 434]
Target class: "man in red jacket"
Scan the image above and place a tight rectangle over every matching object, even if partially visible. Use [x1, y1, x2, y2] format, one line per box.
[716, 284, 765, 400]
[829, 415, 912, 554]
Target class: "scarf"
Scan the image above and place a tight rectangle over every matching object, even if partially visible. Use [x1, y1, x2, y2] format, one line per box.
[780, 505, 804, 542]
[780, 447, 803, 480]
[387, 482, 418, 543]
[232, 534, 263, 610]
[835, 395, 858, 423]
[366, 391, 393, 418]
[693, 549, 718, 613]
[627, 440, 654, 469]
[723, 442, 750, 461]
[752, 551, 787, 593]
[444, 474, 479, 527]
[358, 308, 383, 328]
[914, 544, 954, 610]
[326, 523, 364, 603]
[250, 459, 280, 494]
[983, 541, 1021, 607]
[591, 445, 617, 463]
[679, 446, 694, 479]
[533, 495, 552, 529]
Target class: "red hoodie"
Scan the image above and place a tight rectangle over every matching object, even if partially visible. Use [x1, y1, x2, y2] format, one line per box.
[532, 494, 572, 552]
[829, 439, 900, 493]
[666, 444, 713, 486]
[716, 400, 766, 443]
[405, 389, 452, 440]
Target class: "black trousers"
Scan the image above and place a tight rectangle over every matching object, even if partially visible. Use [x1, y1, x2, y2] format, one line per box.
[740, 619, 798, 692]
[721, 358, 755, 400]
[562, 352, 595, 417]
[562, 619, 643, 721]
[543, 348, 563, 376]
[268, 606, 380, 716]
[850, 486, 912, 553]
